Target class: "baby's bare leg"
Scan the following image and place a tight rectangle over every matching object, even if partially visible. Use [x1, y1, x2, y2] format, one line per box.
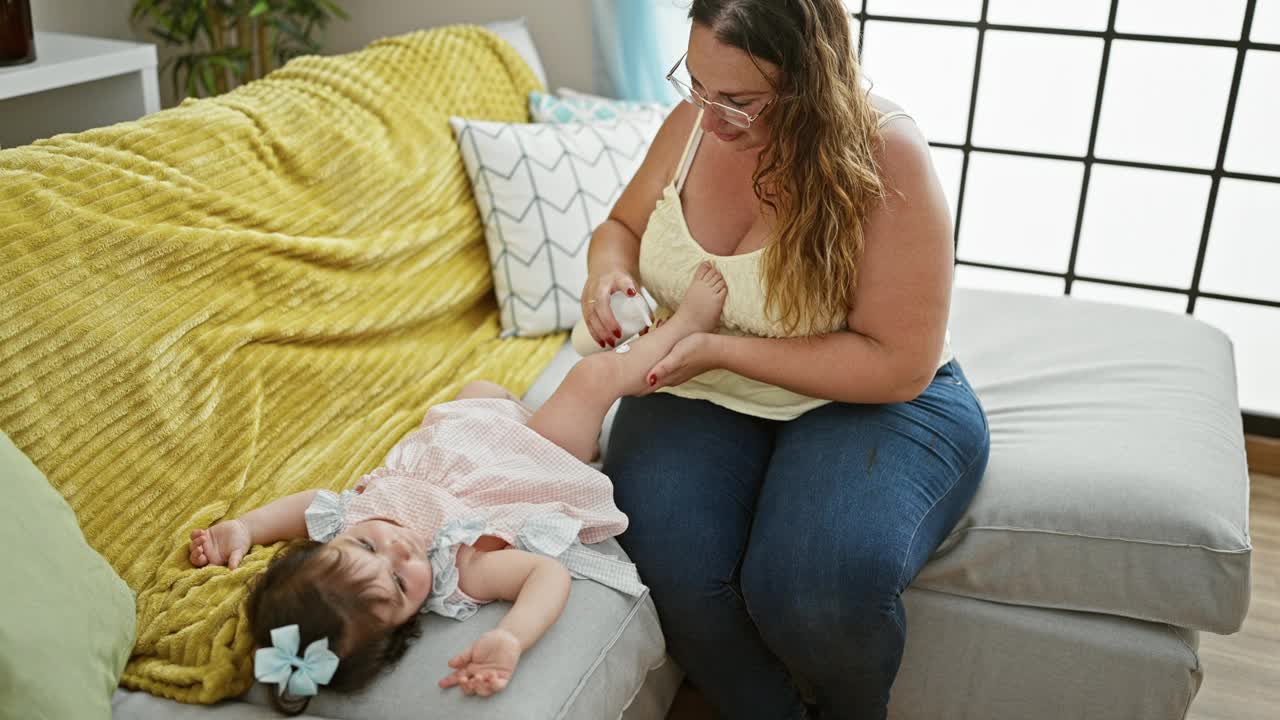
[455, 380, 527, 407]
[457, 379, 598, 460]
[527, 262, 727, 462]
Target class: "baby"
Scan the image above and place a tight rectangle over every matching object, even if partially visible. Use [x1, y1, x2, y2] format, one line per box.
[189, 262, 728, 714]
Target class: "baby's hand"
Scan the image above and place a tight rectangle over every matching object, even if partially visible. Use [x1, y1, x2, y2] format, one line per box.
[438, 628, 522, 696]
[189, 519, 252, 570]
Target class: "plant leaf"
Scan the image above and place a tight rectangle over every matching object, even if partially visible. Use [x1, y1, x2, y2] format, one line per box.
[148, 27, 185, 45]
[131, 0, 159, 21]
[185, 61, 201, 99]
[317, 0, 349, 21]
[199, 62, 217, 96]
[170, 55, 185, 99]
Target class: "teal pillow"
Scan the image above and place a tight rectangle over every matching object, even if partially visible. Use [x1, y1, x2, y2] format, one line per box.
[529, 89, 673, 124]
[0, 432, 135, 720]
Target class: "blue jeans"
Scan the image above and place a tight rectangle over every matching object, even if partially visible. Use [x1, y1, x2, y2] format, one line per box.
[605, 360, 990, 720]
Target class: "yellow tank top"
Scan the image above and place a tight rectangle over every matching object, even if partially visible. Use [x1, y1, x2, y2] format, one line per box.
[638, 109, 954, 420]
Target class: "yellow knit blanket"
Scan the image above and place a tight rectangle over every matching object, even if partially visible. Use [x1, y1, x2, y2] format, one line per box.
[0, 26, 564, 703]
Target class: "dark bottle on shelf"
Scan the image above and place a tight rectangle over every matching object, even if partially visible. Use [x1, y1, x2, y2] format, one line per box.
[0, 0, 36, 66]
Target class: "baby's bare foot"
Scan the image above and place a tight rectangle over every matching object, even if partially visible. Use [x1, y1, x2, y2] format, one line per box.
[189, 519, 251, 569]
[673, 261, 727, 335]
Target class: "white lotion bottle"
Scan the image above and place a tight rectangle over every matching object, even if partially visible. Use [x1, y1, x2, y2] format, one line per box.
[571, 291, 654, 356]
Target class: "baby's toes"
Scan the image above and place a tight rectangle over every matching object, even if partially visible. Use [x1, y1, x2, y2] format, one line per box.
[693, 260, 711, 281]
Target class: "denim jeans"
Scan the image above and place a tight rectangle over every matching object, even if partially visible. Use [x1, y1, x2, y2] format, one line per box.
[605, 360, 990, 720]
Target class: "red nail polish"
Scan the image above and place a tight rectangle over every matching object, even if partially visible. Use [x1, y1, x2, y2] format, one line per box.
[608, 339, 615, 347]
[626, 288, 636, 296]
[614, 328, 622, 338]
[598, 340, 606, 348]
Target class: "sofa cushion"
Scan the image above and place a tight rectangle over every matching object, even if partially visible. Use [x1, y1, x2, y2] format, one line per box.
[529, 89, 672, 125]
[0, 431, 136, 720]
[919, 289, 1250, 633]
[527, 288, 1251, 634]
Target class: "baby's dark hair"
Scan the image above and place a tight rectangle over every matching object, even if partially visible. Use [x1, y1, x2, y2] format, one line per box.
[245, 540, 423, 716]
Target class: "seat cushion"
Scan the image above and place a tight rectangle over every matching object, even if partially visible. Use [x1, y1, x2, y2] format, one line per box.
[0, 431, 136, 720]
[918, 289, 1250, 633]
[526, 288, 1252, 634]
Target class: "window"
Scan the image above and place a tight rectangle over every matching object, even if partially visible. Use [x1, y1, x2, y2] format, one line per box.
[849, 0, 1280, 433]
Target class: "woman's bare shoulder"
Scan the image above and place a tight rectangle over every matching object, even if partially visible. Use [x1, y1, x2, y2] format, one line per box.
[866, 92, 907, 116]
[649, 101, 700, 170]
[864, 94, 929, 178]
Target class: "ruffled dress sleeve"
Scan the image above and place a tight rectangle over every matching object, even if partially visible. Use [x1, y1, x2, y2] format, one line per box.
[304, 489, 359, 543]
[422, 517, 490, 621]
[515, 512, 646, 597]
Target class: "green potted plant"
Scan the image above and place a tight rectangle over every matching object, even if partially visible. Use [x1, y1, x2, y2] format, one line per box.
[131, 0, 348, 99]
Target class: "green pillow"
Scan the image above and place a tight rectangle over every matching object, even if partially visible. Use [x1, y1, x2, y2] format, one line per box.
[0, 432, 135, 720]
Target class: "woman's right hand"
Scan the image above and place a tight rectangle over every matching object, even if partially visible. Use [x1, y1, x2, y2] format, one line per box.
[581, 269, 640, 348]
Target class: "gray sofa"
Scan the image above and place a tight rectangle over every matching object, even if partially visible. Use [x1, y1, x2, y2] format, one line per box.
[112, 18, 1250, 720]
[114, 287, 1251, 720]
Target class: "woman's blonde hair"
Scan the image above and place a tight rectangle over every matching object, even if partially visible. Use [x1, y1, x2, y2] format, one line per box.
[690, 0, 886, 336]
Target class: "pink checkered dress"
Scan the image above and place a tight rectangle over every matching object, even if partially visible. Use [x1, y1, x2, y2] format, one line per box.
[304, 399, 644, 619]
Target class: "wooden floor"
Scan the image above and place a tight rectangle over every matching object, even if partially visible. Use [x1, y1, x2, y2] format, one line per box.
[666, 472, 1280, 720]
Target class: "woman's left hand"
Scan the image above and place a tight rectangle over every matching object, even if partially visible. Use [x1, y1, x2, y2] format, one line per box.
[643, 332, 720, 393]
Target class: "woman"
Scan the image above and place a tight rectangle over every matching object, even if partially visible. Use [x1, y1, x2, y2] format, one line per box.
[580, 1, 989, 718]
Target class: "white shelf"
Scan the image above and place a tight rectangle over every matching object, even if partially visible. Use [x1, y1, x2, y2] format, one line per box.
[0, 32, 157, 101]
[0, 32, 159, 148]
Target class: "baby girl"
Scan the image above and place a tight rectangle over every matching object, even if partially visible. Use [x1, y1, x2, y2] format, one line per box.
[189, 262, 727, 714]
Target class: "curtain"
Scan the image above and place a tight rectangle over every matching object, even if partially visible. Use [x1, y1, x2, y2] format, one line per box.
[592, 0, 682, 102]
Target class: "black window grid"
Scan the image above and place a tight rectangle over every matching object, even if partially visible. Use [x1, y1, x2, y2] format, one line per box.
[851, 0, 1280, 438]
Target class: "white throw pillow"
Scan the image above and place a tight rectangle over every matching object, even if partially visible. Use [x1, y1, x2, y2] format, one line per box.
[530, 90, 673, 125]
[451, 117, 662, 337]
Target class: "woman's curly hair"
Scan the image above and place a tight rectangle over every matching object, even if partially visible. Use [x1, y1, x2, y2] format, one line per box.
[691, 0, 887, 336]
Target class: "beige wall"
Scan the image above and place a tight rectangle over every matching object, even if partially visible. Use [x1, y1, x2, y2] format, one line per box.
[31, 0, 185, 105]
[324, 0, 595, 93]
[27, 0, 597, 106]
[29, 0, 135, 40]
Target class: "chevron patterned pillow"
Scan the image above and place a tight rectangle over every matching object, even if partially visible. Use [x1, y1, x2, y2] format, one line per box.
[451, 117, 663, 337]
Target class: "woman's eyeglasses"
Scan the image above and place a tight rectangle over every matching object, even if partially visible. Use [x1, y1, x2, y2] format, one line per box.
[665, 52, 777, 129]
